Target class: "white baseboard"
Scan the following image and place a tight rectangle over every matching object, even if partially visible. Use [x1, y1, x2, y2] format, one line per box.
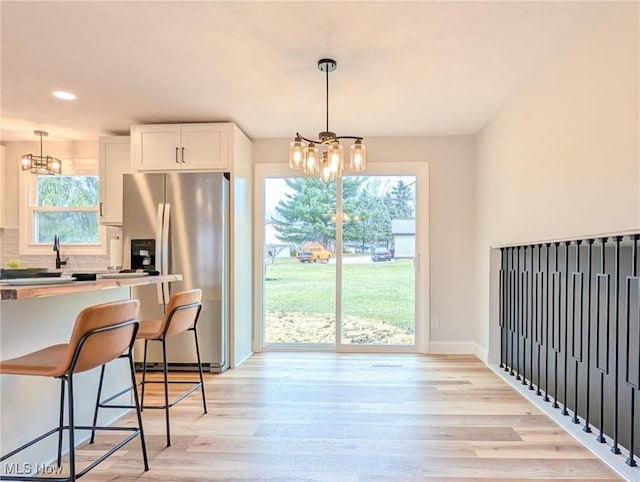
[474, 343, 488, 363]
[429, 341, 487, 360]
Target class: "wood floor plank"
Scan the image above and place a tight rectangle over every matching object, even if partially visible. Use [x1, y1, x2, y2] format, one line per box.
[72, 353, 624, 481]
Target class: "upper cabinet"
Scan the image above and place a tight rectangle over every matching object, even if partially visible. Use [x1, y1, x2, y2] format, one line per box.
[99, 136, 130, 225]
[131, 123, 229, 171]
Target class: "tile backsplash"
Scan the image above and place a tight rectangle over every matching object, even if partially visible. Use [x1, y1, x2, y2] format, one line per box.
[0, 227, 122, 271]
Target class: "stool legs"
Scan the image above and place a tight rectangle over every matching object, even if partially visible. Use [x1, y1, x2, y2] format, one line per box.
[57, 379, 65, 467]
[140, 340, 149, 411]
[67, 375, 76, 481]
[139, 337, 174, 446]
[87, 357, 149, 474]
[192, 328, 208, 414]
[161, 339, 171, 446]
[89, 364, 107, 444]
[126, 351, 149, 471]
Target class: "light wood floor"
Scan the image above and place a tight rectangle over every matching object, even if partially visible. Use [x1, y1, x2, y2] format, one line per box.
[82, 353, 622, 481]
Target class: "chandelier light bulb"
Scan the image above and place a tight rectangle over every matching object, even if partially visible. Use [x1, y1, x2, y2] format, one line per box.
[349, 139, 366, 172]
[328, 143, 344, 175]
[320, 161, 333, 184]
[51, 159, 62, 173]
[304, 144, 319, 174]
[289, 137, 305, 169]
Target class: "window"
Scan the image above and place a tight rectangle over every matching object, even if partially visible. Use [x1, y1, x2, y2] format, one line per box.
[33, 175, 99, 243]
[19, 159, 106, 255]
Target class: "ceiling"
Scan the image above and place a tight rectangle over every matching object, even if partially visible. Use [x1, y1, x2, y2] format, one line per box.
[1, 1, 600, 142]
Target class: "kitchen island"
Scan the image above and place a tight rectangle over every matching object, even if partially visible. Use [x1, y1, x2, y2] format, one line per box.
[0, 274, 181, 470]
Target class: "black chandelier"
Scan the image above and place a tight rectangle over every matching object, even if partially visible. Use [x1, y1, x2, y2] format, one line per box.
[21, 130, 62, 175]
[289, 58, 366, 182]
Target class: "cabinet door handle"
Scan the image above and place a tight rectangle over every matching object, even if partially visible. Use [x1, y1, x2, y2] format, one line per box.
[175, 147, 180, 164]
[181, 146, 185, 163]
[99, 202, 103, 217]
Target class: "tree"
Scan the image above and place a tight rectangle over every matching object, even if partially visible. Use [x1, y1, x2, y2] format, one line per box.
[389, 180, 414, 219]
[35, 175, 99, 243]
[270, 177, 415, 252]
[271, 177, 361, 248]
[271, 178, 336, 246]
[345, 182, 391, 251]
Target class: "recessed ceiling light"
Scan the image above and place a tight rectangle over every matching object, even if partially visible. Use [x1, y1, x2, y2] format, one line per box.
[52, 90, 77, 101]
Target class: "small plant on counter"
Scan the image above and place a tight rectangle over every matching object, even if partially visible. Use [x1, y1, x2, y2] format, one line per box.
[5, 259, 22, 269]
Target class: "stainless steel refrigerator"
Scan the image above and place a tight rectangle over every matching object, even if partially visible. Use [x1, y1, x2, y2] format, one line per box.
[122, 172, 229, 372]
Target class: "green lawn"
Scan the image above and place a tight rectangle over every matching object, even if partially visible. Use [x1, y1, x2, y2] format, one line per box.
[264, 257, 415, 331]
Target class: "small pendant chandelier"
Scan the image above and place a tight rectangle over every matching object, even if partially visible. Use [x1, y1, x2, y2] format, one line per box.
[289, 58, 366, 182]
[21, 130, 62, 175]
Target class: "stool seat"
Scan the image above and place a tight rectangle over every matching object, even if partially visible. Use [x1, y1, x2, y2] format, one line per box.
[0, 344, 68, 377]
[137, 320, 163, 340]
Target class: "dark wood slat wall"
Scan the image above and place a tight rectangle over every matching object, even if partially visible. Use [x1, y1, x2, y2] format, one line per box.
[500, 234, 640, 471]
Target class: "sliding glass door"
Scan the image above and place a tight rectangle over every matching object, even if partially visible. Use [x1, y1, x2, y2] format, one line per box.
[255, 163, 429, 353]
[339, 174, 417, 348]
[262, 176, 336, 347]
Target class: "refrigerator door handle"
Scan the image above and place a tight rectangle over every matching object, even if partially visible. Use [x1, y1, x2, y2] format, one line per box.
[161, 203, 171, 302]
[155, 203, 164, 305]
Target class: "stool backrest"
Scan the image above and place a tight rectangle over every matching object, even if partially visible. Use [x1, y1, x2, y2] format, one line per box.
[65, 299, 140, 374]
[163, 289, 202, 337]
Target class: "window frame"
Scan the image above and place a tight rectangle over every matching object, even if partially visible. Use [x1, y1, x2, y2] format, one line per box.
[19, 159, 106, 256]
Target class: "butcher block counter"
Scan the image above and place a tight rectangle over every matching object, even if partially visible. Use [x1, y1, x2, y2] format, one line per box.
[0, 273, 182, 471]
[0, 273, 182, 300]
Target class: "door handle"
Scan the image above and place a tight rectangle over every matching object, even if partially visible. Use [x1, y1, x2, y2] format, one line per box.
[99, 202, 103, 217]
[155, 203, 164, 304]
[181, 147, 185, 163]
[175, 147, 180, 164]
[161, 203, 170, 275]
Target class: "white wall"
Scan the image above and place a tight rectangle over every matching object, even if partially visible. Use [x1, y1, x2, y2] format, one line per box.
[230, 126, 254, 367]
[253, 136, 476, 348]
[474, 3, 640, 355]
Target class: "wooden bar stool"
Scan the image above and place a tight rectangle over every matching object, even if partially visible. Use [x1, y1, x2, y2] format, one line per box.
[0, 299, 149, 481]
[93, 289, 207, 447]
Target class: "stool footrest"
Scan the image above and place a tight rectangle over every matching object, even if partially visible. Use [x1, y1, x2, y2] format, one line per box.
[142, 382, 203, 410]
[1, 425, 142, 481]
[98, 380, 203, 411]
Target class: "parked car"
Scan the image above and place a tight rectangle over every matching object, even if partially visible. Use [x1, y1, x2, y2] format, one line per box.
[371, 247, 392, 262]
[297, 245, 332, 263]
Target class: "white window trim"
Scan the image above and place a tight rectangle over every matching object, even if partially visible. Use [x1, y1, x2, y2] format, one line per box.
[19, 160, 106, 256]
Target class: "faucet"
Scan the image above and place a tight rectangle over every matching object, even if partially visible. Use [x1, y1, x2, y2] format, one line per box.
[53, 234, 68, 270]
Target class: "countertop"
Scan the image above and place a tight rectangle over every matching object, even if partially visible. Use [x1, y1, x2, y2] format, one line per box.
[0, 274, 182, 300]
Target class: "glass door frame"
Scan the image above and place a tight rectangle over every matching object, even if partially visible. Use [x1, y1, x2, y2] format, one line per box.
[253, 162, 430, 354]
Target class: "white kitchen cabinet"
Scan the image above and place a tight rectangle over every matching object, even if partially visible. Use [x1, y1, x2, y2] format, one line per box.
[99, 136, 130, 225]
[131, 123, 229, 171]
